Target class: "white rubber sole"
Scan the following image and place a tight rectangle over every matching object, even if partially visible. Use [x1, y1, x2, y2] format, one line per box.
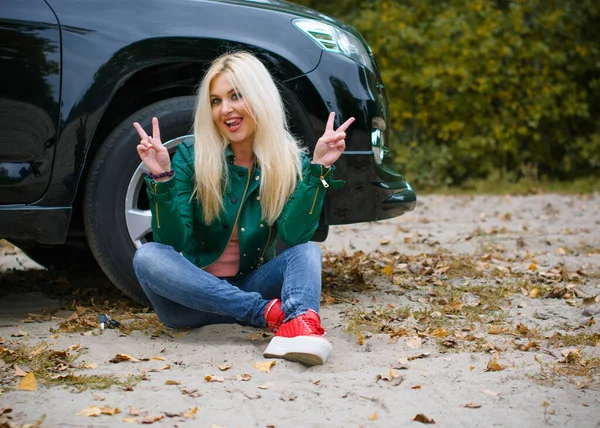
[263, 335, 333, 367]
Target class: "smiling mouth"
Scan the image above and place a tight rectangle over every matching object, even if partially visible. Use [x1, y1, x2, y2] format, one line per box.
[225, 117, 243, 132]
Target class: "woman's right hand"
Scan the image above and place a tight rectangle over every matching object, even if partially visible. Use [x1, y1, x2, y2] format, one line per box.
[133, 117, 171, 175]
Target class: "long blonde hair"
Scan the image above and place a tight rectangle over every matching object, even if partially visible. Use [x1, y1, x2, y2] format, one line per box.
[193, 51, 303, 225]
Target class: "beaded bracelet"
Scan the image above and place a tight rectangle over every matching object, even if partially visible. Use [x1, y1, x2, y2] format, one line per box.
[148, 170, 175, 180]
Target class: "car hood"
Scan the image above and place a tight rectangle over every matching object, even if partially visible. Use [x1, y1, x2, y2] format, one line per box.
[204, 0, 354, 31]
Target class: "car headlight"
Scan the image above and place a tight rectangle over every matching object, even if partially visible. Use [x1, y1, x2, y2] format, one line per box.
[293, 18, 373, 72]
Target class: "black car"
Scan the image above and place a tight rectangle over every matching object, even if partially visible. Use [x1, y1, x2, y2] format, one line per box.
[0, 0, 416, 303]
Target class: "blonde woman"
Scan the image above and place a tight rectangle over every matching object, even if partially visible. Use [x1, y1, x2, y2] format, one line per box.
[132, 52, 354, 366]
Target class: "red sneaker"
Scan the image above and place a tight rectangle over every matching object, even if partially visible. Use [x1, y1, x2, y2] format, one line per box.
[263, 309, 332, 366]
[264, 299, 284, 333]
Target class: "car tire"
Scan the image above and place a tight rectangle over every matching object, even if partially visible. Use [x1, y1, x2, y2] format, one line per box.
[83, 96, 196, 304]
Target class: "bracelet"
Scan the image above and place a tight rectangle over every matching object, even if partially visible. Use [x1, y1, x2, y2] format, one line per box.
[148, 170, 174, 180]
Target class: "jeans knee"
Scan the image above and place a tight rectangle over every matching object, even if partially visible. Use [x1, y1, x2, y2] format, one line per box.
[133, 242, 163, 277]
[300, 242, 322, 264]
[290, 241, 321, 257]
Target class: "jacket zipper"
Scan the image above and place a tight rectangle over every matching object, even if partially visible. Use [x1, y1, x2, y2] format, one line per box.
[256, 225, 272, 268]
[309, 165, 331, 215]
[153, 183, 161, 228]
[202, 166, 253, 270]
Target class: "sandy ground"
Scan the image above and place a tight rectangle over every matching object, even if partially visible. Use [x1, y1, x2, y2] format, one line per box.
[1, 194, 599, 428]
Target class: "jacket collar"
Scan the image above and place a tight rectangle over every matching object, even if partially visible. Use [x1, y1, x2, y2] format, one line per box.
[225, 144, 260, 171]
[225, 145, 235, 163]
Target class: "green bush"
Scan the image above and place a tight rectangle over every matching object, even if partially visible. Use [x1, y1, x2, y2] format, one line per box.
[293, 0, 600, 189]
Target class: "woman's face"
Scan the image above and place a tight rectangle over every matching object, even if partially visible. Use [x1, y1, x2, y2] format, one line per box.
[210, 74, 256, 147]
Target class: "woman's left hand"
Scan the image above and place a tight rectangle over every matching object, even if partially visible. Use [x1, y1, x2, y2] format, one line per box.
[312, 112, 355, 167]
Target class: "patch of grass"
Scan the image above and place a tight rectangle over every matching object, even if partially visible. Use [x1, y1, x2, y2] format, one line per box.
[547, 332, 600, 348]
[532, 352, 600, 390]
[322, 251, 380, 296]
[344, 306, 412, 335]
[445, 256, 483, 279]
[0, 341, 143, 392]
[118, 313, 164, 336]
[45, 373, 144, 392]
[424, 177, 600, 195]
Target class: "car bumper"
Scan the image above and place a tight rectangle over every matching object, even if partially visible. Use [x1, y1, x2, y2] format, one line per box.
[302, 52, 417, 225]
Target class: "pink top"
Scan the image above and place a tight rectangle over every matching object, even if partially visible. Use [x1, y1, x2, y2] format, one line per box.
[203, 225, 240, 277]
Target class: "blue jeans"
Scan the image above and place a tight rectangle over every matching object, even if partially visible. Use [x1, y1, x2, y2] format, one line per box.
[133, 241, 322, 329]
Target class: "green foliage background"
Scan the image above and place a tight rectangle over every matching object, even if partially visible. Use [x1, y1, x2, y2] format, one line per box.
[292, 0, 600, 189]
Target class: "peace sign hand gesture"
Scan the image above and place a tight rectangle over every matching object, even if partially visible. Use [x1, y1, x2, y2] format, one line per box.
[312, 112, 355, 168]
[133, 117, 171, 176]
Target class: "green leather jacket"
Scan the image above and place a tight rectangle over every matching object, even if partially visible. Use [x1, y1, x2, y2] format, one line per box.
[145, 138, 343, 278]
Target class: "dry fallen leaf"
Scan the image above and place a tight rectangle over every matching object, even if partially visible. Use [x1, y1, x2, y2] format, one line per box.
[92, 393, 106, 401]
[78, 406, 101, 417]
[66, 312, 79, 322]
[582, 295, 599, 306]
[368, 411, 378, 421]
[100, 406, 120, 416]
[462, 403, 481, 409]
[84, 363, 97, 369]
[529, 288, 540, 298]
[488, 325, 503, 335]
[217, 364, 232, 371]
[151, 356, 165, 361]
[257, 383, 273, 390]
[560, 348, 580, 364]
[482, 388, 501, 397]
[181, 388, 203, 398]
[576, 378, 592, 389]
[165, 380, 181, 385]
[237, 373, 252, 381]
[122, 417, 136, 423]
[160, 365, 171, 371]
[407, 352, 430, 361]
[522, 341, 540, 352]
[380, 239, 390, 245]
[515, 323, 529, 335]
[183, 406, 198, 418]
[204, 375, 224, 383]
[17, 372, 37, 391]
[321, 293, 336, 306]
[28, 345, 45, 358]
[357, 331, 365, 346]
[411, 385, 422, 390]
[375, 368, 404, 387]
[383, 265, 393, 277]
[67, 343, 82, 352]
[142, 414, 164, 424]
[14, 365, 27, 377]
[406, 337, 423, 349]
[109, 353, 139, 363]
[393, 360, 409, 370]
[128, 406, 140, 416]
[430, 328, 447, 338]
[413, 413, 435, 424]
[254, 361, 276, 373]
[486, 357, 505, 372]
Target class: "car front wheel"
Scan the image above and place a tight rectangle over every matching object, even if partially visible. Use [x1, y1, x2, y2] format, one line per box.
[83, 96, 195, 304]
